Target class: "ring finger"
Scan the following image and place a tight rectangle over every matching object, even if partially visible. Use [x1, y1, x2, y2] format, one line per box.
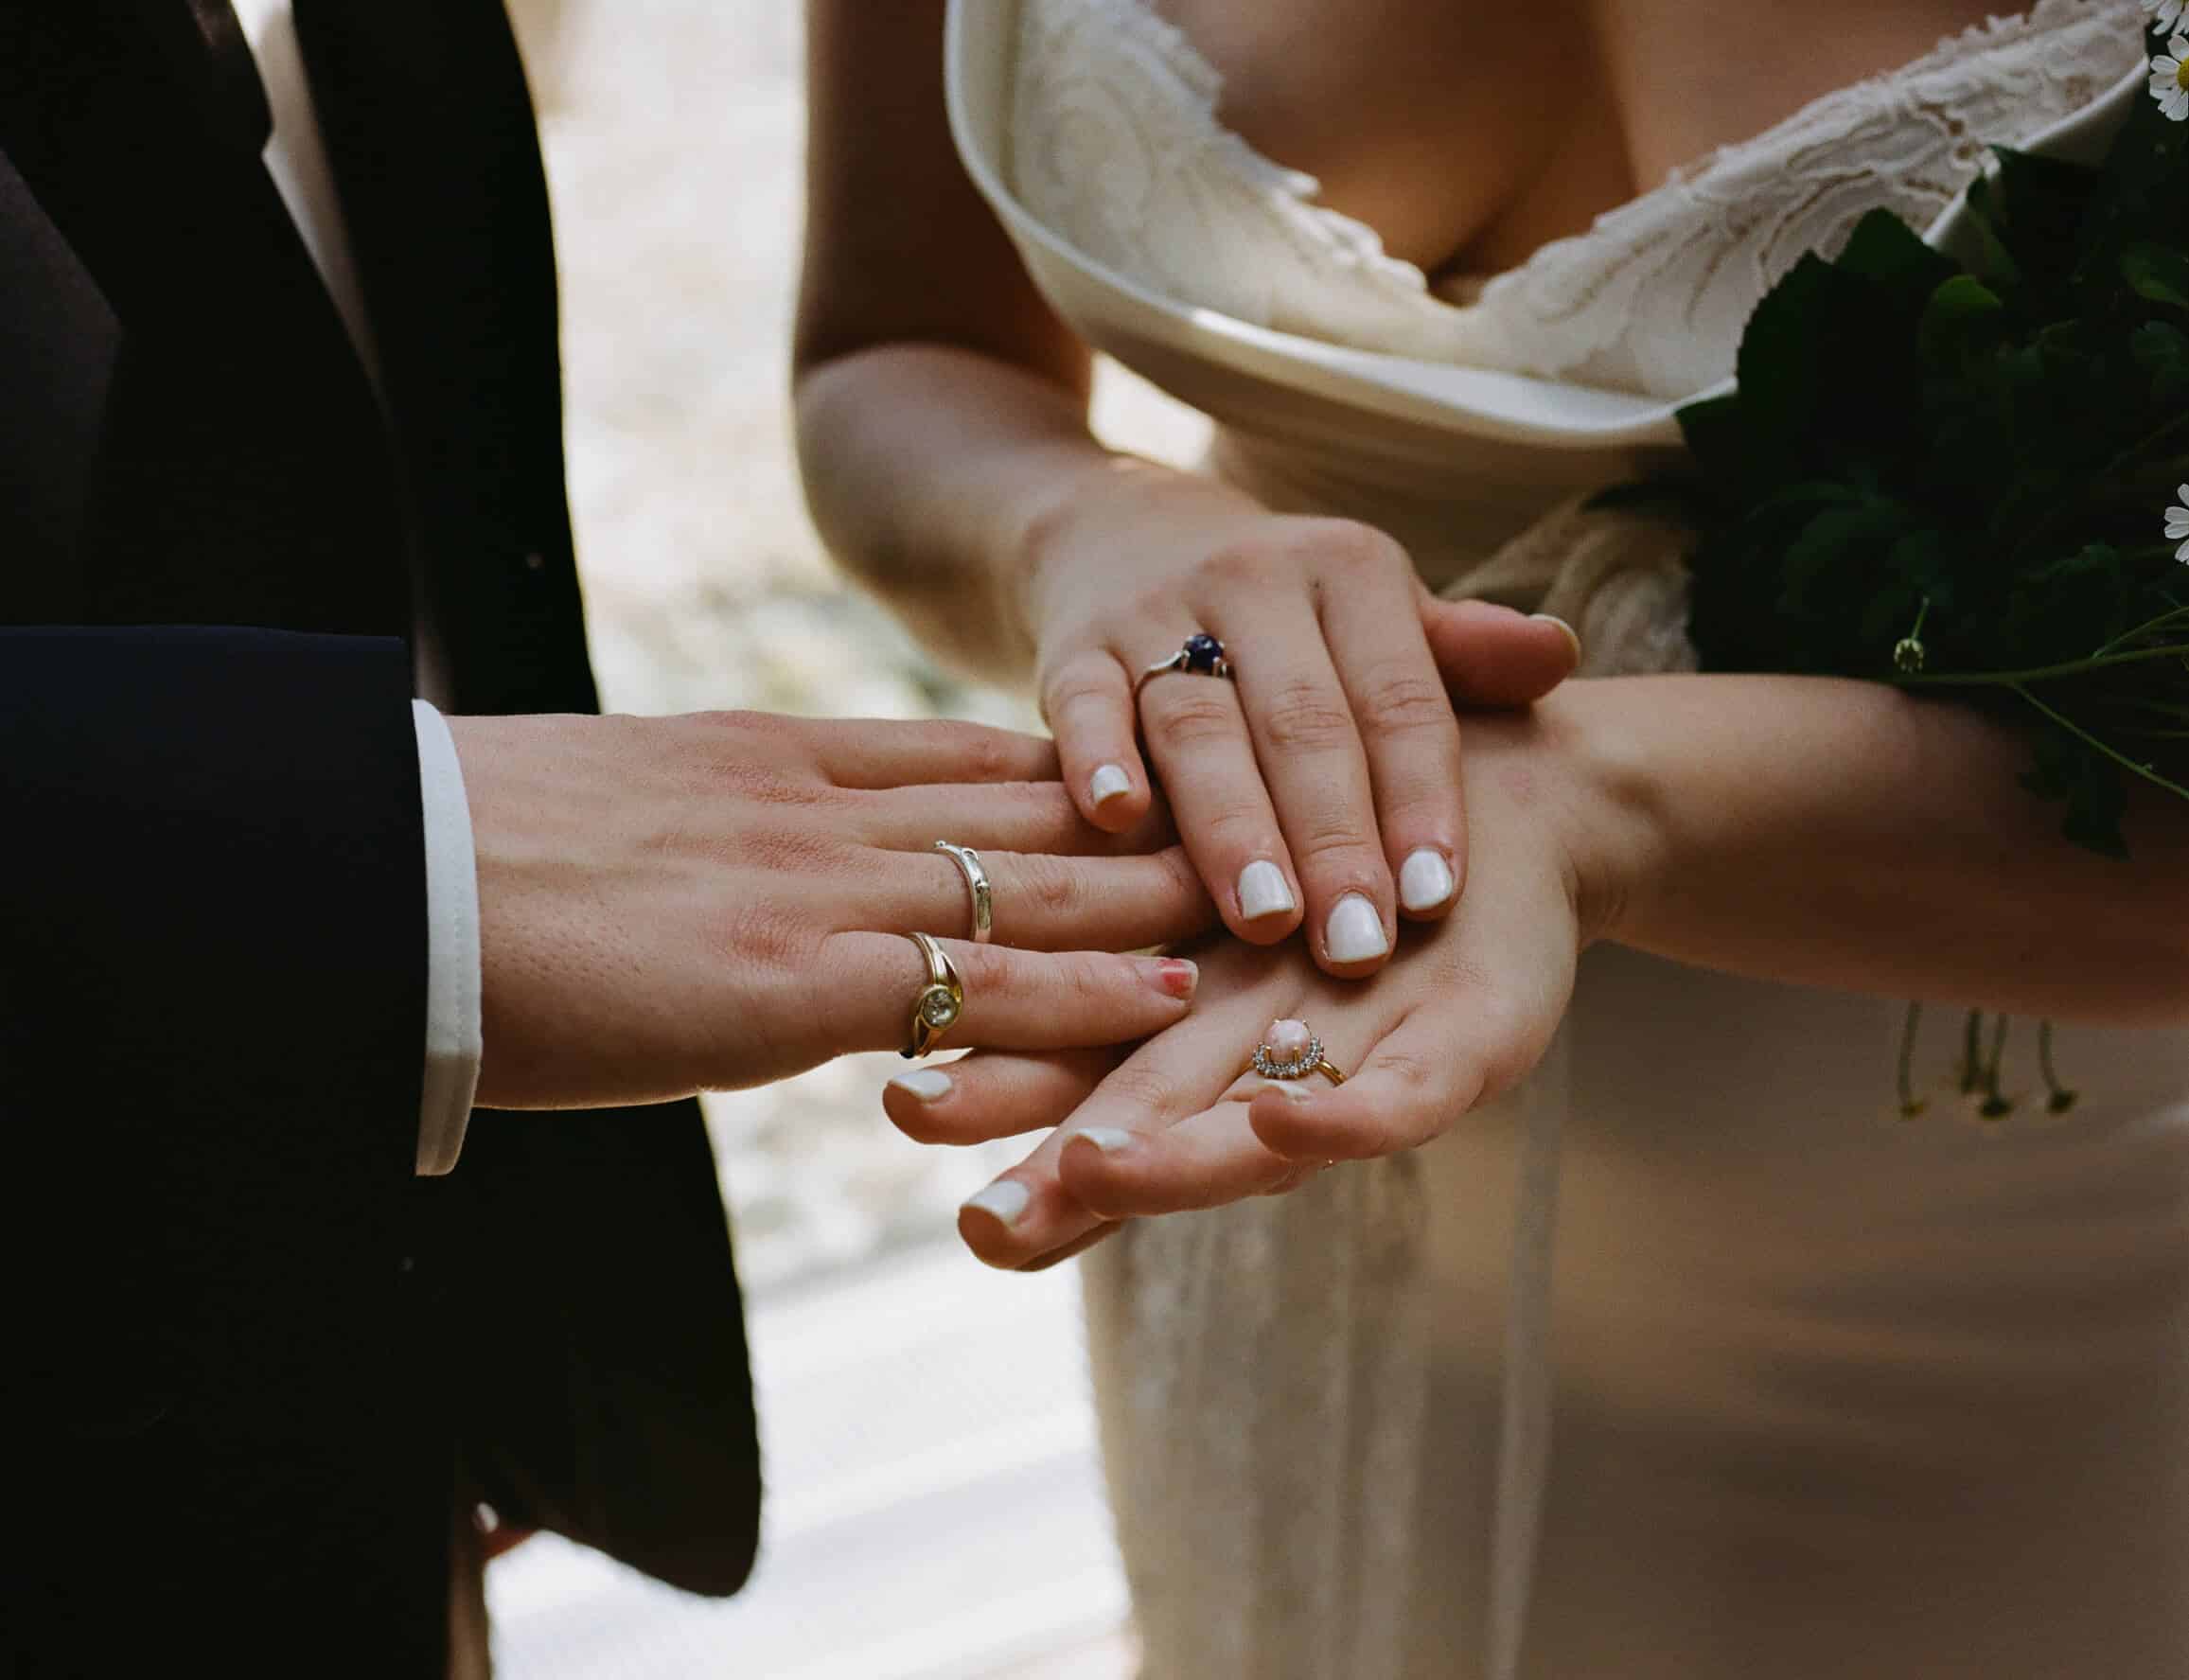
[1131, 631, 1303, 946]
[867, 843, 1212, 952]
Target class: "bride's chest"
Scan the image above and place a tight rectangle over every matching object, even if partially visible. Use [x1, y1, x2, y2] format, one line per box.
[1145, 0, 1605, 272]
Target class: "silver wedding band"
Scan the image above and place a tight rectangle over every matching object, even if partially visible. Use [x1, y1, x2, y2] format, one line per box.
[935, 840, 994, 945]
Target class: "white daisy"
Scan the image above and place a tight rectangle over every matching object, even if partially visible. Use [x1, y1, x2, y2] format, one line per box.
[2166, 483, 2189, 561]
[2152, 33, 2189, 121]
[2146, 0, 2187, 35]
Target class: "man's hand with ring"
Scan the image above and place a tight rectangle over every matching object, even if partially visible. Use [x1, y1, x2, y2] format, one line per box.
[449, 710, 1215, 1109]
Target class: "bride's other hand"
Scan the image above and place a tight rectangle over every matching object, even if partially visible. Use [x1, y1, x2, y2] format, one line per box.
[449, 711, 1213, 1111]
[891, 700, 1595, 1269]
[1021, 465, 1579, 976]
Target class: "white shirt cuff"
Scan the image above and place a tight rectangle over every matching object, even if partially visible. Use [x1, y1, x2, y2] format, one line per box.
[412, 699, 483, 1176]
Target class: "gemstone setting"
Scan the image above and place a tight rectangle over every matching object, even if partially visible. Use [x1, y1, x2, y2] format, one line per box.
[1252, 1026, 1325, 1080]
[1182, 632, 1226, 674]
[919, 986, 962, 1029]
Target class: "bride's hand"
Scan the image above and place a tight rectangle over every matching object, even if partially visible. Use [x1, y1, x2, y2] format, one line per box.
[885, 700, 1606, 1268]
[1022, 465, 1579, 979]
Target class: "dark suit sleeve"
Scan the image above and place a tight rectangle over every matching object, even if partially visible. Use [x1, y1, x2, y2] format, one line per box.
[5, 625, 449, 1670]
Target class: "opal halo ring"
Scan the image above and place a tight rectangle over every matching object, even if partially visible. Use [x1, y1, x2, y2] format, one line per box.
[1248, 1017, 1348, 1086]
[901, 931, 965, 1059]
[934, 840, 994, 945]
[1133, 631, 1233, 699]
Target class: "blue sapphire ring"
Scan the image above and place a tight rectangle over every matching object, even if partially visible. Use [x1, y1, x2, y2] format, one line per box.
[1133, 632, 1233, 699]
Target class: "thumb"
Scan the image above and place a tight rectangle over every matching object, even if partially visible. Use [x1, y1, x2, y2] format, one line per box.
[1421, 597, 1580, 707]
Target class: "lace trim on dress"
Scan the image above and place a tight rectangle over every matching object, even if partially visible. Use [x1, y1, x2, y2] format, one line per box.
[1008, 0, 2142, 395]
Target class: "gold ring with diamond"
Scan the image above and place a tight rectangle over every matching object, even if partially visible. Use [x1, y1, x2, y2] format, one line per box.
[1247, 1017, 1347, 1085]
[933, 840, 994, 945]
[901, 931, 965, 1058]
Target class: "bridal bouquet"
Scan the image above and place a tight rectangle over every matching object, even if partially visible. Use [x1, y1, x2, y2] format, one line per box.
[1659, 27, 2189, 858]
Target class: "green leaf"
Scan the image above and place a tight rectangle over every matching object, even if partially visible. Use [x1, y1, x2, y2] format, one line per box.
[2122, 241, 2189, 309]
[2131, 319, 2189, 404]
[1917, 275, 2006, 369]
[1835, 208, 1959, 306]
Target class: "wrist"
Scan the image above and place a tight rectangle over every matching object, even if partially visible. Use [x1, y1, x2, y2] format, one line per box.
[1528, 680, 1669, 951]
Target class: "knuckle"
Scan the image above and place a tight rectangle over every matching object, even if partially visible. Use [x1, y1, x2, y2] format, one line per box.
[1014, 854, 1087, 926]
[1099, 1060, 1176, 1116]
[1149, 689, 1243, 752]
[1303, 518, 1407, 575]
[1043, 664, 1121, 726]
[1197, 542, 1284, 592]
[1257, 677, 1357, 753]
[1351, 665, 1456, 738]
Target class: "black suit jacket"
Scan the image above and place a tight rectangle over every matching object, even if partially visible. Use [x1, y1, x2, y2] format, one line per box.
[2, 4, 760, 1671]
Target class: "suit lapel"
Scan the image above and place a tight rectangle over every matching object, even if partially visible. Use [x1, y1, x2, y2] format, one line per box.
[298, 0, 600, 714]
[0, 0, 410, 635]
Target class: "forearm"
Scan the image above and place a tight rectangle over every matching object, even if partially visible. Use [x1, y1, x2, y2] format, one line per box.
[1559, 675, 2189, 1024]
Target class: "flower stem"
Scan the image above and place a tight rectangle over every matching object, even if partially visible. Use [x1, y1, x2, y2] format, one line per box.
[2010, 683, 2189, 803]
[1897, 1001, 1927, 1119]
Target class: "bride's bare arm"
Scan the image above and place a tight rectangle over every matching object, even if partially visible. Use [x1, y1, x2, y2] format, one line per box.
[793, 0, 1576, 978]
[903, 675, 2189, 1267]
[1578, 677, 2189, 1023]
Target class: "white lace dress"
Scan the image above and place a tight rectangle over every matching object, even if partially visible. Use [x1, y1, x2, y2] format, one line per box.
[945, 5, 2189, 1676]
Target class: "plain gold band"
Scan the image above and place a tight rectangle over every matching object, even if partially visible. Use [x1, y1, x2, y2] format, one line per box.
[902, 930, 965, 1059]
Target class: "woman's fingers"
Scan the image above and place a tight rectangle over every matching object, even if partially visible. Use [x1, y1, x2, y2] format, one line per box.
[1321, 569, 1467, 923]
[1246, 1004, 1509, 1163]
[1422, 598, 1581, 707]
[881, 1047, 1113, 1146]
[821, 933, 1198, 1057]
[1210, 577, 1397, 974]
[1042, 647, 1151, 834]
[858, 777, 1174, 857]
[814, 716, 1062, 789]
[1057, 1098, 1299, 1217]
[1136, 645, 1305, 947]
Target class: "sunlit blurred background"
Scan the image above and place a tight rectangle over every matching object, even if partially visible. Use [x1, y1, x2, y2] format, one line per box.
[488, 2, 1205, 1673]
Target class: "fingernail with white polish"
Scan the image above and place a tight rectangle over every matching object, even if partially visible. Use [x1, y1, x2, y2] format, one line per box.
[1238, 858, 1297, 921]
[1399, 848, 1456, 912]
[1326, 893, 1390, 963]
[890, 1068, 953, 1101]
[962, 1180, 1030, 1228]
[1531, 612, 1583, 663]
[1076, 1127, 1138, 1155]
[1089, 763, 1132, 805]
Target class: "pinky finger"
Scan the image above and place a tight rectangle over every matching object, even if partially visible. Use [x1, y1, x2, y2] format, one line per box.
[1042, 648, 1148, 833]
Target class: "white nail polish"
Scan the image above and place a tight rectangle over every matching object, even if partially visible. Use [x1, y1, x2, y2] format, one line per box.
[1077, 1126, 1137, 1155]
[1089, 763, 1132, 805]
[890, 1068, 953, 1101]
[962, 1180, 1030, 1227]
[1399, 848, 1456, 912]
[1326, 893, 1390, 963]
[1531, 612, 1582, 662]
[1237, 859, 1297, 921]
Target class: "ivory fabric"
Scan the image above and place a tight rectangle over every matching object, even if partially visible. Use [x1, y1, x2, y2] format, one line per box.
[947, 4, 2189, 1676]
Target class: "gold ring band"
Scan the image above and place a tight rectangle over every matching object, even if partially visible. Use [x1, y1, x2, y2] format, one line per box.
[901, 931, 965, 1059]
[934, 840, 994, 945]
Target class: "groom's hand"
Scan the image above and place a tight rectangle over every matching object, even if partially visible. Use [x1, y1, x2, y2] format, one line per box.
[447, 711, 1215, 1109]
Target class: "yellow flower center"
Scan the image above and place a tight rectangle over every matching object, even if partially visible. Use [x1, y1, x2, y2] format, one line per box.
[2176, 58, 2189, 92]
